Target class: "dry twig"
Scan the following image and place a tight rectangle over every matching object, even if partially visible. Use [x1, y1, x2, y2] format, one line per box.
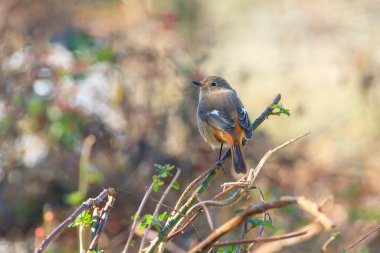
[255, 222, 323, 253]
[122, 181, 156, 253]
[188, 197, 299, 253]
[345, 224, 380, 251]
[34, 188, 115, 253]
[212, 230, 308, 248]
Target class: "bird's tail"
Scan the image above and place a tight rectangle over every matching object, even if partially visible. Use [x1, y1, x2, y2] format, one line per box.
[231, 141, 247, 174]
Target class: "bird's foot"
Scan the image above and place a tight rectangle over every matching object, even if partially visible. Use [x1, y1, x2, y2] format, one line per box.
[216, 160, 226, 174]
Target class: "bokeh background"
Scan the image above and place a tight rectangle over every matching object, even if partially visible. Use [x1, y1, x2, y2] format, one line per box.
[0, 0, 379, 252]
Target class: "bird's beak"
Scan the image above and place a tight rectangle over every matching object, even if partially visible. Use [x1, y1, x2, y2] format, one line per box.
[192, 80, 201, 86]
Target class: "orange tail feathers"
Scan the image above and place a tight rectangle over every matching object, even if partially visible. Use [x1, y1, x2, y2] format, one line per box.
[231, 141, 247, 174]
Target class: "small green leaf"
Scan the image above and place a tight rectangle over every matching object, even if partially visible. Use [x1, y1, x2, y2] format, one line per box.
[158, 212, 171, 221]
[246, 218, 273, 229]
[235, 209, 244, 215]
[153, 164, 164, 171]
[271, 103, 290, 116]
[216, 245, 236, 253]
[68, 210, 93, 228]
[153, 183, 160, 192]
[139, 214, 153, 230]
[172, 182, 180, 190]
[153, 179, 164, 192]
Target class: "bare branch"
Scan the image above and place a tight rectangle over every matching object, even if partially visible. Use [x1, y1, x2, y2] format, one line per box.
[345, 224, 380, 251]
[212, 230, 308, 247]
[196, 195, 215, 231]
[247, 132, 310, 187]
[34, 188, 115, 253]
[296, 197, 335, 230]
[188, 197, 298, 253]
[122, 181, 156, 253]
[174, 165, 214, 211]
[254, 222, 323, 253]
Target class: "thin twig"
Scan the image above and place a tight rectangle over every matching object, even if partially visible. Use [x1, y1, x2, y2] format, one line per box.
[251, 94, 281, 132]
[141, 230, 187, 253]
[247, 132, 310, 188]
[34, 188, 115, 253]
[235, 221, 248, 253]
[122, 181, 156, 253]
[296, 197, 335, 230]
[88, 194, 115, 251]
[188, 197, 298, 253]
[345, 224, 380, 251]
[174, 165, 214, 211]
[166, 211, 201, 240]
[170, 188, 245, 239]
[254, 222, 323, 253]
[148, 197, 203, 240]
[321, 232, 340, 253]
[138, 169, 181, 253]
[196, 196, 215, 231]
[212, 230, 308, 247]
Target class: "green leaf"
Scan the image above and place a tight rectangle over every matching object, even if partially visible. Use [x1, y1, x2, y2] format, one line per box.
[235, 209, 244, 215]
[172, 182, 180, 190]
[154, 179, 164, 192]
[153, 183, 160, 192]
[216, 245, 236, 253]
[68, 210, 93, 228]
[271, 103, 290, 117]
[139, 214, 153, 230]
[246, 218, 273, 229]
[158, 212, 171, 221]
[153, 164, 165, 171]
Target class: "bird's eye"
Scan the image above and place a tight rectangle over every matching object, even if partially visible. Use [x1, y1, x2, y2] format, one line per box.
[210, 82, 217, 87]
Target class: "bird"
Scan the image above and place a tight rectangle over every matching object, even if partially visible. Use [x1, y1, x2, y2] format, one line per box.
[193, 76, 253, 174]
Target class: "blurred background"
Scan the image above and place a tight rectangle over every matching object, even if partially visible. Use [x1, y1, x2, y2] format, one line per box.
[0, 0, 379, 252]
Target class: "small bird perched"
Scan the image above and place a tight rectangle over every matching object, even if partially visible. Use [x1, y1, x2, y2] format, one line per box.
[193, 76, 253, 174]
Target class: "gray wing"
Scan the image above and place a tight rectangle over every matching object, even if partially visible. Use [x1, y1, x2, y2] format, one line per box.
[199, 110, 237, 139]
[237, 107, 253, 139]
